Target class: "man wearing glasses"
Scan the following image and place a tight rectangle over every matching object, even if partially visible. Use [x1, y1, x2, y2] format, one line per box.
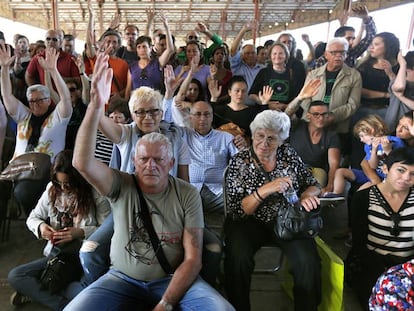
[25, 29, 80, 86]
[289, 101, 342, 197]
[0, 45, 72, 215]
[299, 37, 362, 157]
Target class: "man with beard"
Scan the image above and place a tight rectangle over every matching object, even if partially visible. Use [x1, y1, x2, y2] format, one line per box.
[116, 25, 139, 65]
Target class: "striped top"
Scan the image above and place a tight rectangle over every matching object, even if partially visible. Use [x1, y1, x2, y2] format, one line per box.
[366, 186, 414, 258]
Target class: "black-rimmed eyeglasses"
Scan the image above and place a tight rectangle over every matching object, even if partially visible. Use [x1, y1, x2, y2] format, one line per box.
[134, 108, 162, 118]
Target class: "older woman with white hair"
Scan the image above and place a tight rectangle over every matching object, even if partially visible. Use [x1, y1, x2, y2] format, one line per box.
[224, 110, 322, 311]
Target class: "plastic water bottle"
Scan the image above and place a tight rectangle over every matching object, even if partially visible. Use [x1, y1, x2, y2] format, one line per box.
[284, 188, 299, 205]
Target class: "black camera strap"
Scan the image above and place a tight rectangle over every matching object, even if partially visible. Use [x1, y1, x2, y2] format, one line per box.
[131, 175, 173, 274]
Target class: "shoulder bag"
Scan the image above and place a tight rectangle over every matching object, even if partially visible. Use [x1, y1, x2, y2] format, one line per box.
[131, 175, 174, 274]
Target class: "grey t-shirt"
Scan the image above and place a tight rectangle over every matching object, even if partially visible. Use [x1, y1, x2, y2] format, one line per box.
[107, 170, 204, 281]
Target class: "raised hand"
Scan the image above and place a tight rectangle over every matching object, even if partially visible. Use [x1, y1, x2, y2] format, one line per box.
[298, 79, 321, 100]
[164, 64, 183, 97]
[38, 47, 59, 72]
[258, 85, 274, 105]
[158, 12, 168, 27]
[352, 5, 369, 21]
[146, 8, 156, 21]
[0, 43, 15, 67]
[208, 79, 222, 101]
[196, 22, 208, 33]
[90, 51, 113, 107]
[109, 13, 121, 30]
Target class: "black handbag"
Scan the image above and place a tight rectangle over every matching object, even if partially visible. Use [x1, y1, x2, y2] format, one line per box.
[274, 203, 323, 240]
[250, 147, 323, 241]
[39, 239, 83, 294]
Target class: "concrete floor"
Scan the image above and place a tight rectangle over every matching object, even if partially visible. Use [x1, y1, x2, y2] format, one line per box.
[0, 201, 363, 311]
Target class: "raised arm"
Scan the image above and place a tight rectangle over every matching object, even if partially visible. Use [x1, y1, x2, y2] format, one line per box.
[392, 51, 407, 94]
[38, 48, 72, 118]
[285, 79, 321, 117]
[145, 9, 156, 37]
[0, 44, 20, 116]
[158, 13, 174, 68]
[73, 52, 115, 196]
[0, 100, 6, 168]
[230, 21, 254, 57]
[85, 0, 97, 59]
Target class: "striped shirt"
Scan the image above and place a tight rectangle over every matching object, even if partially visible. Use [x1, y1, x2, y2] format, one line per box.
[366, 186, 414, 258]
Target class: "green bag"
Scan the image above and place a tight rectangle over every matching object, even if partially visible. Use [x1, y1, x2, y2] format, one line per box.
[283, 237, 344, 311]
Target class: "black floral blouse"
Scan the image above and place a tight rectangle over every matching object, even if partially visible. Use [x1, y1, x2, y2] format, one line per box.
[226, 143, 319, 223]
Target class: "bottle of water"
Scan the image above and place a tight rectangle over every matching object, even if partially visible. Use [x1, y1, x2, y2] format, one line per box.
[284, 188, 299, 205]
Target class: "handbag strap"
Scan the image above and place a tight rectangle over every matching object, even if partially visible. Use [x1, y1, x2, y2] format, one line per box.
[250, 146, 271, 182]
[131, 175, 173, 274]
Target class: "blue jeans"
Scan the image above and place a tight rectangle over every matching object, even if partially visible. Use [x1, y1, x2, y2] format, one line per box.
[73, 212, 222, 296]
[8, 257, 69, 310]
[64, 269, 234, 311]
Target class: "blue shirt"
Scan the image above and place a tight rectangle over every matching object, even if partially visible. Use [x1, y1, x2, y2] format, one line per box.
[183, 128, 238, 195]
[229, 50, 265, 91]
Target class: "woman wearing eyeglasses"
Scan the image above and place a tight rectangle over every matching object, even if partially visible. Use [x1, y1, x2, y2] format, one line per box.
[127, 13, 174, 92]
[224, 110, 322, 311]
[345, 147, 414, 309]
[8, 150, 110, 309]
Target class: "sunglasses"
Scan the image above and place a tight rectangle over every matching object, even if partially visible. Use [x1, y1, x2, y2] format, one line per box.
[390, 213, 401, 237]
[68, 87, 78, 92]
[46, 37, 59, 42]
[140, 69, 148, 80]
[188, 35, 199, 41]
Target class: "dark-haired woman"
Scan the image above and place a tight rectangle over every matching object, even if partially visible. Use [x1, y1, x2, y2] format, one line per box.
[346, 147, 414, 309]
[175, 40, 210, 99]
[128, 13, 173, 92]
[8, 150, 111, 310]
[351, 32, 400, 167]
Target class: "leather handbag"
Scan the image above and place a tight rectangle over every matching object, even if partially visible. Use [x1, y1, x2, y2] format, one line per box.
[0, 152, 51, 181]
[274, 203, 323, 240]
[39, 239, 83, 294]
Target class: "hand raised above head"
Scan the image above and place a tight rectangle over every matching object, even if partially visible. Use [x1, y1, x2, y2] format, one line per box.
[90, 51, 113, 107]
[0, 43, 15, 67]
[298, 79, 321, 100]
[38, 47, 59, 72]
[352, 5, 369, 19]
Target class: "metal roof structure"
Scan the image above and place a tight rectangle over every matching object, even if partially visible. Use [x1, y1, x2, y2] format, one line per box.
[0, 0, 412, 44]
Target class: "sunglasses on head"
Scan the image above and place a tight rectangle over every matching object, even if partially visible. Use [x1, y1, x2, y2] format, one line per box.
[188, 35, 199, 41]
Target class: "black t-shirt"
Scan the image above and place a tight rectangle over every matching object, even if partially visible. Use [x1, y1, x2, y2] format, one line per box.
[323, 70, 340, 104]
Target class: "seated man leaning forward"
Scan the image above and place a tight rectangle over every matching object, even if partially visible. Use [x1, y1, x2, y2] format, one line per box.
[66, 53, 234, 311]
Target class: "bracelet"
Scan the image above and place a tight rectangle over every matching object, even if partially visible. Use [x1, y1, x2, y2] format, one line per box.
[255, 189, 264, 201]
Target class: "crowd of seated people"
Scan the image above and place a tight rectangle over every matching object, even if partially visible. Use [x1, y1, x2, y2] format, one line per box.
[0, 3, 414, 310]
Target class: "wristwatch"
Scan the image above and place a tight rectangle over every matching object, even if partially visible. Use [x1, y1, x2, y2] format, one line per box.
[159, 298, 174, 311]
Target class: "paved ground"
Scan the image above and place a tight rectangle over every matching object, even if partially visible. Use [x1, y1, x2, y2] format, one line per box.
[0, 200, 362, 311]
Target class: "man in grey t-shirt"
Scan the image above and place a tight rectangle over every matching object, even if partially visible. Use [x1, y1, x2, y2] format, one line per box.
[67, 53, 233, 311]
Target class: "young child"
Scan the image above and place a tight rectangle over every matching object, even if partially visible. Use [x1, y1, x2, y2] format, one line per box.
[327, 115, 405, 197]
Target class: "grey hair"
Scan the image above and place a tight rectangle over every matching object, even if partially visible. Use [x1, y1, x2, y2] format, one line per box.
[128, 86, 163, 115]
[326, 37, 349, 52]
[26, 84, 50, 100]
[250, 110, 291, 143]
[136, 132, 173, 159]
